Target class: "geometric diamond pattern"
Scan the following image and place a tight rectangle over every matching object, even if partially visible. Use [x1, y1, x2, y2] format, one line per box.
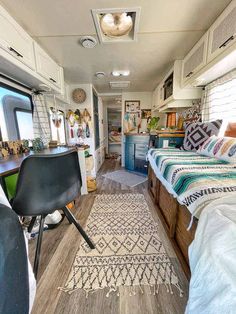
[183, 120, 222, 151]
[61, 193, 182, 296]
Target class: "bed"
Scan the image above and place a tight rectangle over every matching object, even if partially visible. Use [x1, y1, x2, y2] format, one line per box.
[108, 131, 122, 144]
[147, 147, 236, 277]
[185, 194, 236, 313]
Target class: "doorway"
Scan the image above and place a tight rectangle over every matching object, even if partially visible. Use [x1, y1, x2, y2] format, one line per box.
[107, 108, 122, 158]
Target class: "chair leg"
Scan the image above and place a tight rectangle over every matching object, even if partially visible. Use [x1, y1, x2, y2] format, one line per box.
[63, 206, 95, 249]
[63, 209, 73, 224]
[33, 215, 45, 280]
[28, 216, 37, 233]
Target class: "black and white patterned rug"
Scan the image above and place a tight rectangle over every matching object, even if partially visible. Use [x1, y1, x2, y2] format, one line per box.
[60, 194, 182, 297]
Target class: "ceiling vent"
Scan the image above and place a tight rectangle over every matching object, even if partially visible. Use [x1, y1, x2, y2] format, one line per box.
[110, 81, 130, 89]
[91, 8, 141, 43]
[80, 36, 97, 48]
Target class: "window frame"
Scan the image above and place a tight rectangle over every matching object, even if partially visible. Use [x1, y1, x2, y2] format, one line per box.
[0, 82, 34, 141]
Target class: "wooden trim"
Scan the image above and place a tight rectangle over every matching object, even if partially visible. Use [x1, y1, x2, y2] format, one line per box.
[148, 166, 198, 279]
[158, 134, 185, 138]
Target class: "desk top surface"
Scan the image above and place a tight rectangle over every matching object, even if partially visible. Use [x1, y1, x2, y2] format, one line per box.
[0, 147, 75, 177]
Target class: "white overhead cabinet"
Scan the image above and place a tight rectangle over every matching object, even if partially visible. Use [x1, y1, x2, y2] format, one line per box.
[208, 0, 236, 63]
[156, 60, 202, 111]
[182, 33, 208, 85]
[0, 6, 35, 70]
[34, 43, 64, 91]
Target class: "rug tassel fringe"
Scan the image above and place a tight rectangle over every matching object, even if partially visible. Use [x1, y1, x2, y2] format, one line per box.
[59, 283, 184, 298]
[138, 285, 144, 294]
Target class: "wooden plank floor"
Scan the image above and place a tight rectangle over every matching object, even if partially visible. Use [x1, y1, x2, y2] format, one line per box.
[29, 159, 189, 314]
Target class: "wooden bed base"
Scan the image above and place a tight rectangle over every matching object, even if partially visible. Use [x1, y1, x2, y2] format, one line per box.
[148, 166, 198, 279]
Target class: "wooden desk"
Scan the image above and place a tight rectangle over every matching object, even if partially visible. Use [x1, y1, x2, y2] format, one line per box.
[0, 147, 74, 177]
[0, 147, 75, 199]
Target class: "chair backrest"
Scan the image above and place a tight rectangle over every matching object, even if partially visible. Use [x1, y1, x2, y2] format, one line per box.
[0, 203, 29, 314]
[12, 149, 82, 216]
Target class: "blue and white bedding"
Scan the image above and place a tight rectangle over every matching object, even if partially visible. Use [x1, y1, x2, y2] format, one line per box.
[147, 148, 236, 218]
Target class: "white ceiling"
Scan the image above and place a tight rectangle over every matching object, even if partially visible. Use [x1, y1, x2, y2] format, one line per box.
[0, 0, 232, 93]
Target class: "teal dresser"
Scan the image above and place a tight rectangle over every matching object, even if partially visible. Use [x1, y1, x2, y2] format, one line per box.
[125, 134, 150, 174]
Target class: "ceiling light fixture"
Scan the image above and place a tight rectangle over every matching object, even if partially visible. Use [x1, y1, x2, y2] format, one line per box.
[95, 71, 106, 78]
[92, 8, 141, 43]
[112, 70, 130, 77]
[80, 36, 97, 48]
[100, 12, 133, 38]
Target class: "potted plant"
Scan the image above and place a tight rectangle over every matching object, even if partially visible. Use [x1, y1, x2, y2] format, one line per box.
[147, 116, 160, 132]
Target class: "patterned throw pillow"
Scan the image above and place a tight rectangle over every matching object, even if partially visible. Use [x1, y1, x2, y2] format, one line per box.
[183, 120, 222, 151]
[198, 135, 236, 163]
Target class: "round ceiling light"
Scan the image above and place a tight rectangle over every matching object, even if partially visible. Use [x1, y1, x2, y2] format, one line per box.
[100, 13, 133, 38]
[80, 36, 97, 48]
[95, 71, 106, 78]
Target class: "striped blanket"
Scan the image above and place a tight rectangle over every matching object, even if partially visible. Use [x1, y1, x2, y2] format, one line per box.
[148, 148, 236, 218]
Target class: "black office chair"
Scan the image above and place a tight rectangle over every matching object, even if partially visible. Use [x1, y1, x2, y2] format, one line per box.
[0, 203, 29, 314]
[12, 149, 95, 279]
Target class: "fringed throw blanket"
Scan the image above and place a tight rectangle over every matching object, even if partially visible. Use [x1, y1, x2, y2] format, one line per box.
[148, 148, 236, 218]
[60, 194, 182, 296]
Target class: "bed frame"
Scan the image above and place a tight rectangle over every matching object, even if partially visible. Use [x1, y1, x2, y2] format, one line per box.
[148, 125, 236, 278]
[148, 167, 197, 279]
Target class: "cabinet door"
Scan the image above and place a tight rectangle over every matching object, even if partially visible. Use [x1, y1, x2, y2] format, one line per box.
[125, 143, 135, 171]
[34, 43, 63, 89]
[0, 6, 35, 70]
[157, 81, 165, 108]
[208, 0, 236, 63]
[182, 32, 208, 85]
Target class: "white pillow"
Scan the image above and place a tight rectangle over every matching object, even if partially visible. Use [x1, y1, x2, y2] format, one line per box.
[198, 135, 236, 163]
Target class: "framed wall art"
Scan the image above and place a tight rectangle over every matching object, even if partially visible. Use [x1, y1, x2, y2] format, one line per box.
[125, 100, 140, 113]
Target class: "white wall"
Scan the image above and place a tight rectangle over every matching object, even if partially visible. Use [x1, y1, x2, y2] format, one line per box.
[65, 84, 105, 176]
[67, 83, 94, 152]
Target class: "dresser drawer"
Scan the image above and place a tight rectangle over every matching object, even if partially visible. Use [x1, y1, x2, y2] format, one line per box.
[135, 144, 149, 159]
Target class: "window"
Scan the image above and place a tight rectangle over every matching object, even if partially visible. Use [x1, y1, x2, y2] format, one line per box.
[15, 109, 34, 140]
[49, 108, 66, 144]
[202, 70, 236, 123]
[0, 84, 33, 141]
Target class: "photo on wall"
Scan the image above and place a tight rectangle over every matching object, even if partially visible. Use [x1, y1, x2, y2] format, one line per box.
[141, 109, 151, 119]
[125, 100, 140, 112]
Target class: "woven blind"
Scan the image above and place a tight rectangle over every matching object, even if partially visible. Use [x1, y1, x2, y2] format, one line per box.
[202, 70, 236, 124]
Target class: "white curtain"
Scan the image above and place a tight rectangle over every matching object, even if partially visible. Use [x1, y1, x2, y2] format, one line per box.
[202, 69, 236, 123]
[32, 94, 51, 146]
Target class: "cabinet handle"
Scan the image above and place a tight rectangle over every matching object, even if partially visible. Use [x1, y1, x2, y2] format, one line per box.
[219, 35, 234, 49]
[49, 77, 57, 83]
[9, 47, 23, 58]
[185, 71, 193, 78]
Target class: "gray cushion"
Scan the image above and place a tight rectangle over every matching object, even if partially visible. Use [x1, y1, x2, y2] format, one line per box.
[183, 120, 222, 151]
